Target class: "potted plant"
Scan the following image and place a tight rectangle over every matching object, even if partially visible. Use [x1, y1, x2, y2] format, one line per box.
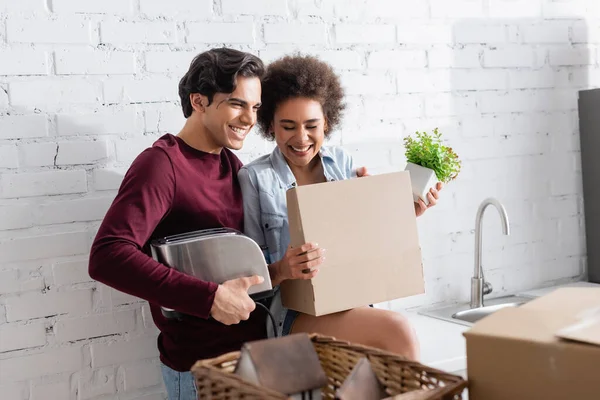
[403, 128, 461, 205]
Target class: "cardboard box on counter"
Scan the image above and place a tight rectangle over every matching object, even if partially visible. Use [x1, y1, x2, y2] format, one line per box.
[280, 171, 424, 316]
[464, 287, 600, 400]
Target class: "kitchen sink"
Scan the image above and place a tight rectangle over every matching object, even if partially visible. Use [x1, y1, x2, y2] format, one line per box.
[419, 295, 534, 326]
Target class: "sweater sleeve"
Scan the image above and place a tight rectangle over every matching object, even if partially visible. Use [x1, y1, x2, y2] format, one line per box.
[88, 147, 218, 319]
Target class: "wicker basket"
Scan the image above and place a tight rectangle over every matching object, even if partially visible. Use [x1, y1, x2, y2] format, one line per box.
[191, 334, 467, 400]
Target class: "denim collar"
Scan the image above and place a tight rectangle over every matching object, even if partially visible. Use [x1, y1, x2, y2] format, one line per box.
[269, 146, 336, 189]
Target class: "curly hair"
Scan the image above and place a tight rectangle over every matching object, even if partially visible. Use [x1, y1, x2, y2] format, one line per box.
[257, 54, 345, 140]
[178, 48, 265, 118]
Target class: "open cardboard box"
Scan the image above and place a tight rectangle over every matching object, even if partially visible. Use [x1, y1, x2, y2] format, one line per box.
[280, 171, 425, 316]
[464, 287, 600, 400]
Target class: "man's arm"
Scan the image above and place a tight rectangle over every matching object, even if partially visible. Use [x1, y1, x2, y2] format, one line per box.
[88, 148, 218, 319]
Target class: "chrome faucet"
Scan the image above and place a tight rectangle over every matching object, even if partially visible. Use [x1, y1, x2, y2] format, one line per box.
[470, 198, 510, 309]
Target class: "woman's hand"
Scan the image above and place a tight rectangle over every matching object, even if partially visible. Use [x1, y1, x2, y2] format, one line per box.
[271, 243, 324, 285]
[415, 182, 443, 217]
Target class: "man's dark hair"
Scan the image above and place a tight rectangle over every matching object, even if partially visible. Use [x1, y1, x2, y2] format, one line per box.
[257, 54, 345, 140]
[178, 48, 265, 118]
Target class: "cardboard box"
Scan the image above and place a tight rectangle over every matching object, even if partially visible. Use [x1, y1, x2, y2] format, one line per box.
[281, 171, 424, 316]
[464, 287, 600, 400]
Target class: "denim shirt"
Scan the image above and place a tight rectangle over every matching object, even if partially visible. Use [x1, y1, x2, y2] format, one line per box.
[238, 145, 356, 266]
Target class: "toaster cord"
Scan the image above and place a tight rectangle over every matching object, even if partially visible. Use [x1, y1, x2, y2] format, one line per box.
[254, 301, 279, 338]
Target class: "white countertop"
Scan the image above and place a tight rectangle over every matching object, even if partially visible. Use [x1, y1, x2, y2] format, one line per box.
[403, 280, 600, 374]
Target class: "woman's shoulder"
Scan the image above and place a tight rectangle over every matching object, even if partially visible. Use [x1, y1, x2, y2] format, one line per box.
[239, 152, 279, 187]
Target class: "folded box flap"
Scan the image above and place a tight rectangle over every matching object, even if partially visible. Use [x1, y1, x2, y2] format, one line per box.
[465, 307, 573, 343]
[555, 306, 600, 347]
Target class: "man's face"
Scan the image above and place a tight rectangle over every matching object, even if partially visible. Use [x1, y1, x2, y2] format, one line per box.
[197, 76, 262, 152]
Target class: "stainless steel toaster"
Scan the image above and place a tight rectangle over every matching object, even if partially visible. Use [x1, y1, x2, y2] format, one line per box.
[150, 228, 274, 320]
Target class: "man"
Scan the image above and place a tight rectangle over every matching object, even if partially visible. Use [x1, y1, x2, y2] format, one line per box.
[89, 48, 267, 399]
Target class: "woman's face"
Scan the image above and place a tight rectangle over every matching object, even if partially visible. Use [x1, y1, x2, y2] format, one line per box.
[272, 97, 326, 169]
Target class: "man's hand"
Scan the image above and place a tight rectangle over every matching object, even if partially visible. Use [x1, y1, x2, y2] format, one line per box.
[210, 275, 264, 325]
[415, 182, 443, 217]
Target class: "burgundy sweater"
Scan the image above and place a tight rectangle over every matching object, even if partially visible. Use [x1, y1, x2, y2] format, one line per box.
[89, 134, 266, 372]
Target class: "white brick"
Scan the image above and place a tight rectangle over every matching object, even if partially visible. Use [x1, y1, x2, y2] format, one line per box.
[18, 142, 57, 167]
[454, 23, 507, 44]
[264, 23, 327, 44]
[115, 136, 158, 163]
[428, 46, 481, 68]
[0, 322, 46, 352]
[572, 21, 600, 44]
[78, 367, 117, 400]
[0, 383, 28, 400]
[363, 95, 424, 119]
[290, 0, 335, 17]
[334, 0, 428, 20]
[10, 80, 101, 107]
[549, 46, 593, 66]
[0, 145, 19, 168]
[144, 105, 184, 133]
[335, 24, 395, 44]
[0, 230, 90, 263]
[55, 309, 135, 342]
[7, 18, 91, 44]
[53, 0, 131, 13]
[1, 170, 88, 198]
[341, 72, 395, 95]
[39, 196, 113, 225]
[0, 268, 45, 295]
[452, 69, 508, 91]
[129, 393, 164, 400]
[5, 289, 93, 321]
[0, 50, 48, 76]
[123, 362, 162, 391]
[140, 0, 212, 16]
[368, 50, 426, 69]
[483, 46, 535, 68]
[509, 69, 569, 89]
[188, 22, 254, 44]
[425, 93, 478, 117]
[489, 0, 541, 17]
[56, 140, 109, 165]
[56, 50, 136, 75]
[145, 51, 197, 74]
[222, 0, 287, 15]
[0, 345, 83, 383]
[430, 0, 486, 18]
[103, 77, 178, 104]
[31, 381, 71, 400]
[479, 90, 577, 114]
[110, 288, 142, 306]
[396, 70, 452, 93]
[101, 21, 177, 44]
[0, 115, 49, 139]
[0, 204, 35, 230]
[397, 23, 452, 45]
[93, 168, 125, 191]
[91, 337, 159, 368]
[521, 23, 570, 44]
[312, 50, 363, 70]
[52, 259, 93, 286]
[57, 108, 141, 136]
[542, 0, 589, 18]
[0, 86, 8, 110]
[0, 0, 48, 13]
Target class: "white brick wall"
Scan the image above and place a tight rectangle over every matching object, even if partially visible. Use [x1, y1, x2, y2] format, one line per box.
[0, 1, 597, 398]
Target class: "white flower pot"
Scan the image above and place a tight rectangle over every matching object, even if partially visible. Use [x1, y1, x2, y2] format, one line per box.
[405, 162, 438, 206]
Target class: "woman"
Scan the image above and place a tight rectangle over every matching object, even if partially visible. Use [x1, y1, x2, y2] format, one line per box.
[238, 55, 442, 360]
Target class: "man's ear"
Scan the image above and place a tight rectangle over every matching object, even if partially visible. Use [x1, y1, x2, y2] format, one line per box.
[190, 94, 208, 113]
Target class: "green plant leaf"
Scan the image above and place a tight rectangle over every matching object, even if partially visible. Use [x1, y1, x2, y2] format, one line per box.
[403, 128, 462, 183]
